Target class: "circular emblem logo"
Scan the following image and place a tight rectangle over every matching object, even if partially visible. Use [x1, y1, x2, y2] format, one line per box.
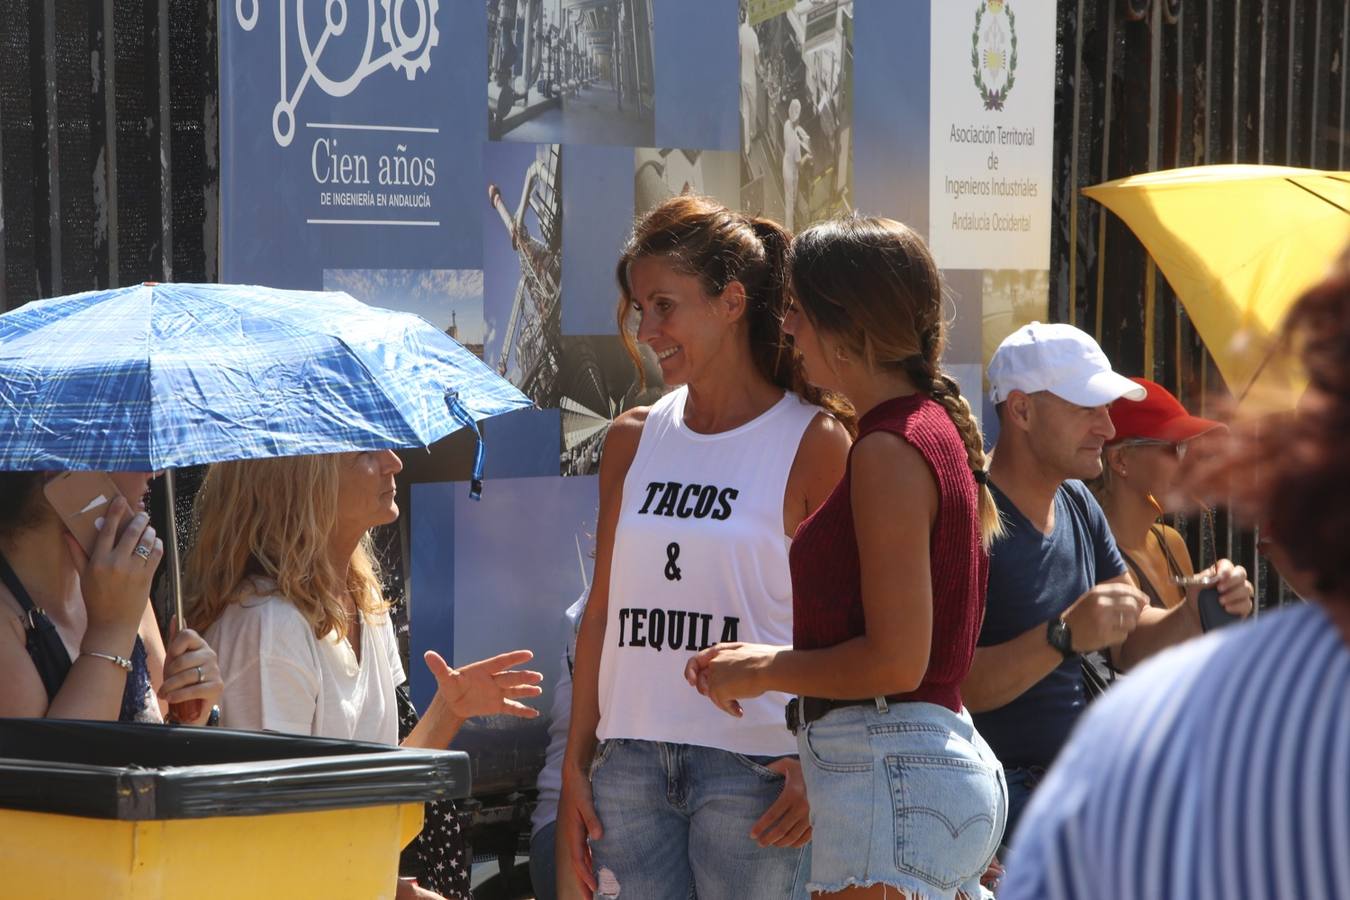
[971, 0, 1018, 111]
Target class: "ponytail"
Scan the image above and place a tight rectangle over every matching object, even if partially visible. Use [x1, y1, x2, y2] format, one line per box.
[748, 217, 790, 295]
[746, 216, 854, 431]
[745, 216, 793, 391]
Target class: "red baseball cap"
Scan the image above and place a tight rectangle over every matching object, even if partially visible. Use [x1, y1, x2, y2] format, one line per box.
[1107, 378, 1225, 445]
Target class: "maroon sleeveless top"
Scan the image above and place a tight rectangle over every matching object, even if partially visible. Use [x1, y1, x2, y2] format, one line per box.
[789, 393, 989, 712]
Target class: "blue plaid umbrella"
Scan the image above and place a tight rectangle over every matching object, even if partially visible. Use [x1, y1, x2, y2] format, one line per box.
[0, 282, 530, 493]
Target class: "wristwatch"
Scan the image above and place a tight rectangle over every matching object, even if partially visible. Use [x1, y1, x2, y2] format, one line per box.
[1046, 617, 1075, 659]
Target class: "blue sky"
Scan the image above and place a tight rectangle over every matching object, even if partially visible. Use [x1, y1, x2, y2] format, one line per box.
[323, 268, 486, 343]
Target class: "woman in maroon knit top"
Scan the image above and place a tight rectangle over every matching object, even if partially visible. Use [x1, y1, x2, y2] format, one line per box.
[687, 217, 1007, 899]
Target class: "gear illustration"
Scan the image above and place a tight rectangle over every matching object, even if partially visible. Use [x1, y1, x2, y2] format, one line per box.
[380, 0, 440, 80]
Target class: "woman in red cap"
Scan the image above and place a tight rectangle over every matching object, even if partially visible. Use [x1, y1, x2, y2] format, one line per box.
[1092, 378, 1253, 671]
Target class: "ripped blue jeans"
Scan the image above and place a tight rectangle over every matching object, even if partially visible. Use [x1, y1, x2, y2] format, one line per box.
[588, 739, 808, 900]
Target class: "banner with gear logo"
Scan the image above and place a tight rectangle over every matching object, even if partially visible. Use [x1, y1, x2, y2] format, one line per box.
[221, 0, 483, 284]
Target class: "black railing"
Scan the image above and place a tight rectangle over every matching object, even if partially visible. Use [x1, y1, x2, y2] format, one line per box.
[0, 0, 218, 311]
[1051, 0, 1348, 606]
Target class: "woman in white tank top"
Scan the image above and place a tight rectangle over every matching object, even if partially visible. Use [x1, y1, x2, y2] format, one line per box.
[556, 196, 852, 900]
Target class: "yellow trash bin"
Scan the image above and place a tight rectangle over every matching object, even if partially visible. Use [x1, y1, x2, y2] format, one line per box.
[0, 719, 471, 899]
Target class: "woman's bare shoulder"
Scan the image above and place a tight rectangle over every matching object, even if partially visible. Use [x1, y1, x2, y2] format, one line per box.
[607, 406, 651, 442]
[599, 406, 652, 481]
[790, 411, 851, 486]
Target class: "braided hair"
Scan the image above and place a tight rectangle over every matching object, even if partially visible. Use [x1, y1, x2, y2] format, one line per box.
[788, 215, 1003, 547]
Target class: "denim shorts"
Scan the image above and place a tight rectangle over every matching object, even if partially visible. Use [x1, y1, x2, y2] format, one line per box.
[797, 701, 1007, 898]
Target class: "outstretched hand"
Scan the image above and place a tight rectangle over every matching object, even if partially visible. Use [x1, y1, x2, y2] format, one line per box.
[424, 648, 543, 721]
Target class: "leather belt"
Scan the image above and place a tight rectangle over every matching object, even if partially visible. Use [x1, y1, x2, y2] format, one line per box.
[784, 695, 903, 735]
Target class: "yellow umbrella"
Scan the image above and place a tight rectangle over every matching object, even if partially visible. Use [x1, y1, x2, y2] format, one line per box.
[1083, 164, 1350, 405]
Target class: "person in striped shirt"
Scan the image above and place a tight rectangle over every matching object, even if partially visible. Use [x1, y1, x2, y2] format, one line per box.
[1000, 250, 1350, 900]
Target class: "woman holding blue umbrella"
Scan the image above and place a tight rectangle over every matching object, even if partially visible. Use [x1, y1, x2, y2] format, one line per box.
[0, 471, 223, 724]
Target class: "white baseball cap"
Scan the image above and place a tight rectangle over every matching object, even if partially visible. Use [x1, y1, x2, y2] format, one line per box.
[988, 322, 1147, 407]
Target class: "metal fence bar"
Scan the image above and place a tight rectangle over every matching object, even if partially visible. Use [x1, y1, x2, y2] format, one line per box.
[92, 0, 119, 289]
[0, 62, 7, 313]
[1092, 2, 1116, 344]
[1333, 0, 1344, 167]
[151, 0, 173, 281]
[29, 0, 60, 298]
[1066, 0, 1086, 329]
[1, 0, 216, 312]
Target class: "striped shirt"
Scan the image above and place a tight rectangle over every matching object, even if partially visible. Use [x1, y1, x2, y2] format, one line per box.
[1000, 601, 1350, 900]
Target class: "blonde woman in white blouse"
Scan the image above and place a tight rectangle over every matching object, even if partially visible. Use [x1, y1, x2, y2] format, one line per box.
[188, 450, 542, 899]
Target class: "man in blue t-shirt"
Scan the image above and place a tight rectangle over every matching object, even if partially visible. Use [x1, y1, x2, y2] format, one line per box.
[963, 323, 1205, 845]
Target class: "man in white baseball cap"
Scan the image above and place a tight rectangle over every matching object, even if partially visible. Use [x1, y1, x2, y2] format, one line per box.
[987, 321, 1148, 408]
[961, 323, 1204, 852]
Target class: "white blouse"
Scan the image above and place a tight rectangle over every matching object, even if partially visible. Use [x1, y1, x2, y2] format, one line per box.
[206, 580, 405, 746]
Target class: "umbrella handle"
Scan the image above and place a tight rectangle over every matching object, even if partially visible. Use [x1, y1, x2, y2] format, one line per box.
[164, 468, 185, 626]
[446, 393, 486, 500]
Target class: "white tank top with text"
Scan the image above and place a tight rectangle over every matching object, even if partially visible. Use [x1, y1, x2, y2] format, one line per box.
[596, 386, 819, 756]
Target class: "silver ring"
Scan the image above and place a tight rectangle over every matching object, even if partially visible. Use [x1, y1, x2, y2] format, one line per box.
[133, 543, 152, 561]
[196, 665, 204, 684]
